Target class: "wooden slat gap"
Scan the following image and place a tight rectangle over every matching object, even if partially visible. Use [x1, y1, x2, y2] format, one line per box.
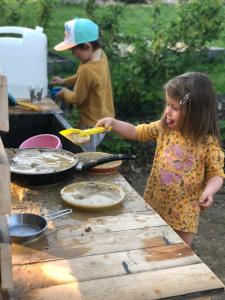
[13, 241, 191, 267]
[160, 289, 224, 300]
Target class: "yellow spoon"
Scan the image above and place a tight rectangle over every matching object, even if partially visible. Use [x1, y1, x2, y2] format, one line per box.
[59, 127, 111, 145]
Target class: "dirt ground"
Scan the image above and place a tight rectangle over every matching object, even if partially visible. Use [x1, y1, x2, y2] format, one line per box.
[120, 160, 225, 300]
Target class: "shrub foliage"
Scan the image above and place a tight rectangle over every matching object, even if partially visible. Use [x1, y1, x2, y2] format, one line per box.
[84, 0, 224, 154]
[0, 0, 224, 155]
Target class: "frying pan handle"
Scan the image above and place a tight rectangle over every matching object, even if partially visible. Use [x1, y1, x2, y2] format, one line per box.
[44, 209, 72, 221]
[80, 154, 135, 171]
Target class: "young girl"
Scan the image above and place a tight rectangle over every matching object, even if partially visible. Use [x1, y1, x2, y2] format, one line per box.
[96, 72, 225, 246]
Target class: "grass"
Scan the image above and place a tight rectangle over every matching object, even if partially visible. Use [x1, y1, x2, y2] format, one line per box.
[48, 3, 225, 47]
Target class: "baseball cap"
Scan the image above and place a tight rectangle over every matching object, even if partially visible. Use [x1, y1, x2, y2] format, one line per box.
[54, 18, 99, 51]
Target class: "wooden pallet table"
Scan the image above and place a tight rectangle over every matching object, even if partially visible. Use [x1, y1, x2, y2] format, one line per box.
[8, 171, 225, 300]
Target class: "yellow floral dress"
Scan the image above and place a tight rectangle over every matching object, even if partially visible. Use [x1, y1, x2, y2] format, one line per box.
[136, 120, 225, 233]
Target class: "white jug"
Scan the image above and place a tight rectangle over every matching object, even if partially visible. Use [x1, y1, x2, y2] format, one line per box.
[0, 26, 48, 99]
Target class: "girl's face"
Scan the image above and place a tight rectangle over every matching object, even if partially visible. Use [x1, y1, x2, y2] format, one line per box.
[164, 92, 182, 130]
[71, 44, 93, 62]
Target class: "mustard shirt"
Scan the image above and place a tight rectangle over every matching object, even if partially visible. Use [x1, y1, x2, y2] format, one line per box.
[136, 120, 225, 233]
[61, 50, 115, 127]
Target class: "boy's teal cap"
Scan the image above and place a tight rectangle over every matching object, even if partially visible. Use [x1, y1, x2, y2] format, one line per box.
[54, 18, 99, 51]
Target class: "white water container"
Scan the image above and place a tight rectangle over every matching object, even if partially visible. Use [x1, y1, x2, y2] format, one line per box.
[0, 26, 48, 99]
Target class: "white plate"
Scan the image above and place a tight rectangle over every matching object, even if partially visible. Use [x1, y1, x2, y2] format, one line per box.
[61, 181, 125, 211]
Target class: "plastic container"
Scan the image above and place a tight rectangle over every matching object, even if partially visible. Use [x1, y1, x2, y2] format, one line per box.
[19, 134, 62, 149]
[0, 26, 48, 99]
[49, 87, 62, 100]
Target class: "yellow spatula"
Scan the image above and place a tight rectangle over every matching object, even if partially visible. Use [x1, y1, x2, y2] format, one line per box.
[8, 93, 39, 111]
[59, 127, 111, 145]
[17, 100, 39, 111]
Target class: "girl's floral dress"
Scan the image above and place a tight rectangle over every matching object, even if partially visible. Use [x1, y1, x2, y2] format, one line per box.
[136, 121, 225, 233]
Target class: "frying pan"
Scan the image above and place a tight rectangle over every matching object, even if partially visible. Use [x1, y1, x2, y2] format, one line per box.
[7, 209, 72, 243]
[6, 148, 135, 186]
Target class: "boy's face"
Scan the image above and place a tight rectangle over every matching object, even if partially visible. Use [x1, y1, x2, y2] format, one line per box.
[164, 92, 182, 130]
[71, 43, 93, 62]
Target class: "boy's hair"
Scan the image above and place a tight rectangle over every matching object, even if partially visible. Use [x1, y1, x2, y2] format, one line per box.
[74, 39, 101, 51]
[162, 72, 220, 142]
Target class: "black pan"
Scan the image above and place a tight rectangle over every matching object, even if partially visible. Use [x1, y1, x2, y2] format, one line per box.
[6, 148, 135, 186]
[7, 209, 72, 243]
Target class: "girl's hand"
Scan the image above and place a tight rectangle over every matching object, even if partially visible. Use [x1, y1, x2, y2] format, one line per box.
[95, 118, 114, 130]
[199, 176, 223, 210]
[199, 190, 214, 209]
[50, 76, 64, 86]
[96, 118, 137, 140]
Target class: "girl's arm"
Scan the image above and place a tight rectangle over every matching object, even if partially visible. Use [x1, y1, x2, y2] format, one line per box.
[96, 118, 137, 140]
[199, 176, 224, 208]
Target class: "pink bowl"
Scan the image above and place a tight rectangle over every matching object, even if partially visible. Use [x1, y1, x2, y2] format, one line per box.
[19, 134, 62, 149]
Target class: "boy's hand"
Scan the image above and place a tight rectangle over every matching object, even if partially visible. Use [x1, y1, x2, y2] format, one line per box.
[50, 76, 64, 86]
[55, 87, 66, 99]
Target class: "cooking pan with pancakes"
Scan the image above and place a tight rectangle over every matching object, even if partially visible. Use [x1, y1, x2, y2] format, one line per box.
[6, 148, 135, 186]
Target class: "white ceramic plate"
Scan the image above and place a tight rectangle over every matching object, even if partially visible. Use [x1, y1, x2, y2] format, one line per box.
[61, 181, 125, 211]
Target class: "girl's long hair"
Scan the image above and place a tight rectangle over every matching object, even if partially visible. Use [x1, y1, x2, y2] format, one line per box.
[162, 72, 220, 143]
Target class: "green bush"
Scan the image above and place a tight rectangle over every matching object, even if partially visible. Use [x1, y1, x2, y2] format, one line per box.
[84, 0, 225, 154]
[0, 0, 59, 29]
[2, 0, 224, 155]
[84, 0, 224, 121]
[218, 120, 225, 146]
[119, 0, 147, 3]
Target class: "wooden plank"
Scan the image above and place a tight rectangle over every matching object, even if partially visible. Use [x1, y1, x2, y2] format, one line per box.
[9, 263, 224, 300]
[12, 221, 182, 265]
[12, 243, 200, 290]
[0, 140, 11, 215]
[0, 244, 13, 290]
[0, 75, 8, 132]
[10, 211, 166, 239]
[192, 297, 212, 300]
[53, 212, 168, 235]
[0, 216, 10, 244]
[0, 216, 13, 291]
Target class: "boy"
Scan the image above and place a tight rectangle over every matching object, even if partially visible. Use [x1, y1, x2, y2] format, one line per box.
[51, 17, 115, 152]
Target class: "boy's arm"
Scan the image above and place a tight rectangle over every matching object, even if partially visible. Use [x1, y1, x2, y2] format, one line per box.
[58, 69, 90, 105]
[96, 118, 137, 141]
[199, 176, 224, 208]
[63, 74, 78, 88]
